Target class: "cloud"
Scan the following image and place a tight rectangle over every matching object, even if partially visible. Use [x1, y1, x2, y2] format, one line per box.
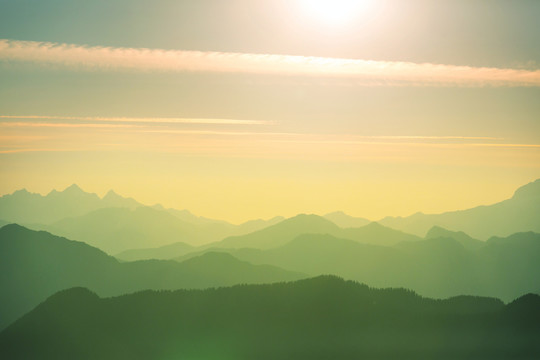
[0, 148, 81, 154]
[0, 116, 505, 141]
[0, 115, 272, 126]
[1, 39, 540, 87]
[0, 122, 142, 129]
[273, 139, 540, 148]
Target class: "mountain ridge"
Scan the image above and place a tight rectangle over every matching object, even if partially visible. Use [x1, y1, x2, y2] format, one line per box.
[379, 179, 540, 239]
[1, 276, 537, 360]
[0, 224, 305, 330]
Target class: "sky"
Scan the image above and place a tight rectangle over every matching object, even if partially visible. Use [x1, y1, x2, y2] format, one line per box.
[1, 0, 539, 223]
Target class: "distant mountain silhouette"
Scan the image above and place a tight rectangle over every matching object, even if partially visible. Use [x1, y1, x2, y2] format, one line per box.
[2, 276, 538, 360]
[176, 231, 540, 301]
[379, 178, 540, 239]
[217, 214, 340, 249]
[115, 241, 195, 261]
[0, 184, 142, 224]
[0, 186, 281, 245]
[0, 224, 305, 330]
[101, 189, 141, 209]
[43, 206, 212, 253]
[425, 226, 484, 250]
[339, 221, 422, 246]
[215, 214, 422, 250]
[323, 211, 370, 228]
[36, 206, 285, 253]
[160, 206, 284, 230]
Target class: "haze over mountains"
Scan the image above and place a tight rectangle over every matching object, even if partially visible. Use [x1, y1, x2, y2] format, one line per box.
[116, 241, 195, 262]
[1, 179, 538, 248]
[0, 184, 285, 252]
[0, 184, 141, 224]
[175, 230, 540, 302]
[0, 179, 539, 356]
[1, 220, 539, 332]
[0, 224, 305, 330]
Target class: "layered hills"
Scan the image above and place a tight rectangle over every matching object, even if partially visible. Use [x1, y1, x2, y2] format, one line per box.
[215, 214, 422, 249]
[0, 224, 305, 330]
[0, 185, 284, 251]
[174, 230, 540, 302]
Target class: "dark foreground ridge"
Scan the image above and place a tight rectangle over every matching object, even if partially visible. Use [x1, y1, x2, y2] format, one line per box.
[1, 276, 539, 360]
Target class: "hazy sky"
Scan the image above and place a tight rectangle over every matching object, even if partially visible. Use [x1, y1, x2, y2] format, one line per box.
[1, 0, 539, 222]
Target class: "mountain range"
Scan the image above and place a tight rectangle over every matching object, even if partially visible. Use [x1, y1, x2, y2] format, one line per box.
[1, 276, 538, 360]
[173, 229, 540, 302]
[1, 179, 539, 253]
[1, 179, 540, 338]
[0, 224, 305, 330]
[215, 214, 423, 250]
[379, 179, 540, 239]
[0, 184, 284, 251]
[0, 184, 141, 224]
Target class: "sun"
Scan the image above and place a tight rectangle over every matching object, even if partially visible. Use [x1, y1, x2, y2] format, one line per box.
[298, 0, 373, 28]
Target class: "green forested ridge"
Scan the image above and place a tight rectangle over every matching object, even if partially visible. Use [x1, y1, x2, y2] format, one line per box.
[1, 276, 538, 360]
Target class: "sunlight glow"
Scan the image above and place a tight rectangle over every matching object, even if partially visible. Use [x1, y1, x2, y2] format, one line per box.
[298, 0, 373, 27]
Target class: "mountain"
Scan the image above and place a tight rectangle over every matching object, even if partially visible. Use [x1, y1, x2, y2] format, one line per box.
[44, 206, 206, 253]
[2, 276, 537, 360]
[101, 189, 141, 209]
[323, 211, 371, 228]
[175, 231, 540, 301]
[425, 226, 485, 250]
[476, 232, 540, 299]
[216, 214, 340, 249]
[174, 252, 304, 286]
[111, 217, 422, 261]
[115, 241, 195, 261]
[157, 205, 284, 233]
[214, 215, 422, 250]
[379, 178, 540, 239]
[339, 221, 423, 246]
[234, 216, 286, 234]
[0, 185, 291, 252]
[0, 184, 143, 224]
[42, 206, 286, 253]
[0, 224, 305, 330]
[225, 234, 408, 289]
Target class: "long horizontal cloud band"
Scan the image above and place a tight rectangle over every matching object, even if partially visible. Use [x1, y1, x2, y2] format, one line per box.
[1, 39, 539, 87]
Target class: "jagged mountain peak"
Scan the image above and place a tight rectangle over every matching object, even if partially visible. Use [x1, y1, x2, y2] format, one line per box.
[102, 189, 120, 200]
[62, 183, 84, 193]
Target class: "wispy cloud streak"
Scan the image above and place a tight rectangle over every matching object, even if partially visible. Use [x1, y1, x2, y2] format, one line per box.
[275, 140, 540, 148]
[0, 122, 141, 129]
[0, 118, 503, 141]
[0, 115, 272, 125]
[1, 39, 539, 87]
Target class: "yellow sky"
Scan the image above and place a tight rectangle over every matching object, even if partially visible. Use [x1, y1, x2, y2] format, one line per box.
[1, 1, 540, 222]
[1, 117, 539, 222]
